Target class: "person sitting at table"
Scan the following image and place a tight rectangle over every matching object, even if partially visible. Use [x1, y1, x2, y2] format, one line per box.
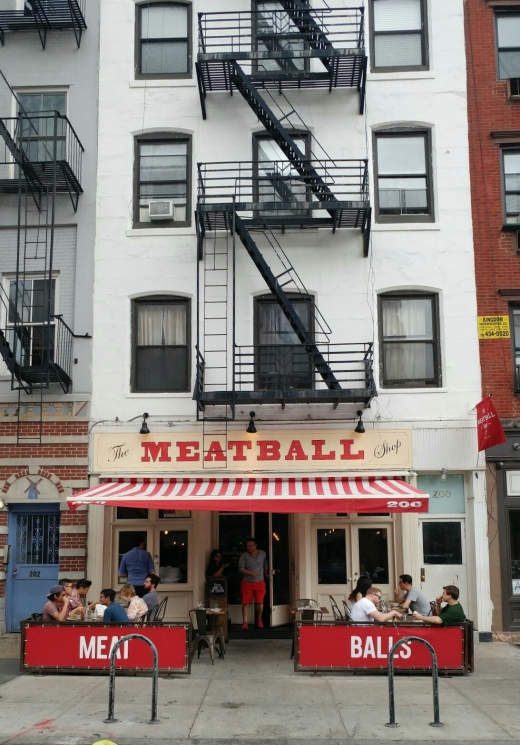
[119, 584, 149, 621]
[99, 588, 130, 623]
[393, 574, 431, 616]
[348, 576, 372, 605]
[206, 549, 229, 578]
[413, 585, 466, 624]
[143, 573, 160, 620]
[350, 587, 403, 623]
[76, 579, 92, 604]
[42, 585, 70, 622]
[60, 577, 85, 619]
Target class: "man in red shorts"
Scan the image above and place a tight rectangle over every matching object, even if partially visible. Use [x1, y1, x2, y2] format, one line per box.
[238, 536, 269, 629]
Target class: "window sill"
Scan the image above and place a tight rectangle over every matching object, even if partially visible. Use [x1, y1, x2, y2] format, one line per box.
[126, 392, 192, 398]
[130, 80, 196, 88]
[379, 387, 447, 394]
[373, 224, 440, 232]
[126, 228, 196, 237]
[368, 72, 434, 82]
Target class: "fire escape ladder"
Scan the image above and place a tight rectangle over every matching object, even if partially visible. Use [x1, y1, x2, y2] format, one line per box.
[230, 62, 337, 215]
[281, 0, 335, 72]
[233, 215, 341, 391]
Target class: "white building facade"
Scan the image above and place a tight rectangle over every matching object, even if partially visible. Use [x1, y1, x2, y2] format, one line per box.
[88, 0, 491, 637]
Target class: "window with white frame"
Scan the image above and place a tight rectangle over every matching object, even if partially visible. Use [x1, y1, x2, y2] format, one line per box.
[3, 276, 57, 369]
[370, 0, 428, 72]
[17, 92, 67, 162]
[496, 13, 520, 80]
[503, 149, 520, 225]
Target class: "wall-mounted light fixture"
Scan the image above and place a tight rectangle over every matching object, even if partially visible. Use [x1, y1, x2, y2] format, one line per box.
[246, 411, 257, 434]
[140, 413, 150, 435]
[354, 410, 365, 434]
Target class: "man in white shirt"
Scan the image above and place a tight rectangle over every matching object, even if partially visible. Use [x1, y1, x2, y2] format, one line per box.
[350, 587, 403, 623]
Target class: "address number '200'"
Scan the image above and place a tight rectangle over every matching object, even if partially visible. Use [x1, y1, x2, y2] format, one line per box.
[386, 500, 423, 509]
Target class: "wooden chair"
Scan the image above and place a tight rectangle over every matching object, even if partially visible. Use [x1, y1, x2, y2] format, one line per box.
[189, 609, 224, 665]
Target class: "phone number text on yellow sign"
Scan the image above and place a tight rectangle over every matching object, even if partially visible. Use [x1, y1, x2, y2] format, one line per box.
[477, 316, 511, 339]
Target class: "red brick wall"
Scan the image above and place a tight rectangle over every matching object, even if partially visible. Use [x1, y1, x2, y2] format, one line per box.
[465, 0, 520, 416]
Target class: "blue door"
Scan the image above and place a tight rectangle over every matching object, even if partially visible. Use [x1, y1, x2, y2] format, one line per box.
[6, 504, 60, 632]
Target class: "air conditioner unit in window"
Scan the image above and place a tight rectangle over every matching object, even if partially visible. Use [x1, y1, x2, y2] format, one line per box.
[508, 78, 520, 99]
[149, 200, 174, 220]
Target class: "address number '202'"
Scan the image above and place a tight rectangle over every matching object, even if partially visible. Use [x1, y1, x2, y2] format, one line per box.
[387, 500, 423, 509]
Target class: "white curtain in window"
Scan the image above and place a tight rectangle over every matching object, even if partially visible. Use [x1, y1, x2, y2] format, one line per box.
[382, 297, 432, 339]
[373, 0, 422, 32]
[137, 303, 186, 346]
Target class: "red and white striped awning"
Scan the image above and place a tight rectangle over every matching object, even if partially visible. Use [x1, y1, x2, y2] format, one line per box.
[68, 476, 428, 513]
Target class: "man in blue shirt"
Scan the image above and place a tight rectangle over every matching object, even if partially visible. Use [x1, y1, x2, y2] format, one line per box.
[118, 536, 155, 597]
[100, 589, 130, 624]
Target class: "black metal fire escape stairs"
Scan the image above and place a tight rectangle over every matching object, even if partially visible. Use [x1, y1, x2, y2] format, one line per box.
[0, 74, 86, 444]
[194, 4, 376, 441]
[0, 0, 87, 49]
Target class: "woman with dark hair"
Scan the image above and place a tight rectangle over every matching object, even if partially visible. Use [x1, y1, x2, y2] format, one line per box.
[348, 576, 372, 604]
[42, 585, 69, 622]
[206, 549, 229, 578]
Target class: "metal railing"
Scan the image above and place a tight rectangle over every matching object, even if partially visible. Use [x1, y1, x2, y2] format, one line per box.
[197, 159, 369, 208]
[0, 112, 84, 188]
[50, 315, 75, 382]
[198, 6, 364, 58]
[196, 342, 375, 395]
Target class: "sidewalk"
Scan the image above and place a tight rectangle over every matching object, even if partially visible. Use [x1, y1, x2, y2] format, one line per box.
[0, 638, 519, 744]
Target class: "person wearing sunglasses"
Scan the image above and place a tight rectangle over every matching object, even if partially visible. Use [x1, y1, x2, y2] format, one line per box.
[350, 587, 403, 623]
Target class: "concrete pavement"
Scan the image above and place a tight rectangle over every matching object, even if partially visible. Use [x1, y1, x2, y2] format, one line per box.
[0, 638, 520, 743]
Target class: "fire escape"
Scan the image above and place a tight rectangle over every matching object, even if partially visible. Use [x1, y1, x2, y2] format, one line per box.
[0, 71, 86, 443]
[0, 0, 87, 49]
[195, 3, 376, 446]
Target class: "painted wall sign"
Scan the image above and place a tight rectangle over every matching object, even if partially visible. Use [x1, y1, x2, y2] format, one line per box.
[477, 315, 510, 339]
[92, 430, 413, 474]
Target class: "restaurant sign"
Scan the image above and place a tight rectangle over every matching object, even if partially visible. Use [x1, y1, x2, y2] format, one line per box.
[92, 430, 412, 473]
[21, 623, 190, 673]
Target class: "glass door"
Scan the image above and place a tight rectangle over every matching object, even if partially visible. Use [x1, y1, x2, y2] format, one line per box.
[312, 523, 352, 615]
[351, 524, 393, 603]
[418, 518, 467, 614]
[113, 526, 154, 588]
[269, 513, 291, 626]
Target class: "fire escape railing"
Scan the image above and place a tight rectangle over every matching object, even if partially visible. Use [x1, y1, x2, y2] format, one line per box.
[0, 0, 87, 48]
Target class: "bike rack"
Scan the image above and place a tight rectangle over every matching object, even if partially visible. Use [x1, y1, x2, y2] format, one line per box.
[104, 634, 160, 724]
[385, 636, 443, 729]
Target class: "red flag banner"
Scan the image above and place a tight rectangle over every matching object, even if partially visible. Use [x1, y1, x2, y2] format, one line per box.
[476, 397, 507, 451]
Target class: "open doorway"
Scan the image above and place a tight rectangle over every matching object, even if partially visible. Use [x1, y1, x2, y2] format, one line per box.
[217, 512, 292, 628]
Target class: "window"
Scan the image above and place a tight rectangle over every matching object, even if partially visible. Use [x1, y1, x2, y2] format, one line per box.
[253, 1, 308, 74]
[6, 276, 56, 369]
[17, 92, 66, 162]
[136, 2, 191, 78]
[134, 134, 190, 227]
[374, 130, 433, 222]
[379, 293, 441, 387]
[317, 528, 347, 584]
[503, 150, 520, 226]
[511, 306, 520, 392]
[132, 296, 190, 392]
[496, 13, 520, 80]
[422, 522, 462, 565]
[255, 295, 313, 390]
[159, 529, 188, 583]
[254, 133, 309, 216]
[370, 0, 428, 72]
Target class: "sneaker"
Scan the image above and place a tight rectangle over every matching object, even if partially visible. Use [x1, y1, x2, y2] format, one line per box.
[257, 618, 264, 629]
[242, 622, 249, 630]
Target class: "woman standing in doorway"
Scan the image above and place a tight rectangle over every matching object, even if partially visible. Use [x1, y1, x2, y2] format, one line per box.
[206, 549, 229, 577]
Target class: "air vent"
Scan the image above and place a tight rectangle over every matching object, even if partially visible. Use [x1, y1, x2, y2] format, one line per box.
[509, 78, 520, 99]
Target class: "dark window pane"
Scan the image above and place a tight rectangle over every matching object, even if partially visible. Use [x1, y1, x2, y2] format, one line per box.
[158, 509, 191, 518]
[509, 511, 520, 584]
[317, 528, 347, 584]
[358, 528, 389, 584]
[159, 530, 188, 583]
[218, 514, 253, 604]
[116, 507, 149, 519]
[422, 522, 462, 565]
[135, 346, 188, 391]
[118, 530, 149, 575]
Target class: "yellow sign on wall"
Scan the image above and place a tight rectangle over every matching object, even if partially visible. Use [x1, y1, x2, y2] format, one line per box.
[477, 315, 510, 339]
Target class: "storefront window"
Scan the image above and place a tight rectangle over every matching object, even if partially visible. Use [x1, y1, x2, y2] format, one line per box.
[159, 530, 188, 583]
[422, 522, 462, 564]
[358, 528, 389, 584]
[418, 474, 465, 514]
[116, 507, 149, 519]
[117, 530, 149, 581]
[509, 511, 520, 595]
[158, 509, 191, 518]
[317, 528, 347, 584]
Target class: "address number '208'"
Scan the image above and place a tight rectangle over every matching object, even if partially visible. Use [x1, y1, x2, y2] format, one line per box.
[386, 500, 423, 509]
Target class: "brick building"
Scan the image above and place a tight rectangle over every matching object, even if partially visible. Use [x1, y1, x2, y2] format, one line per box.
[0, 0, 99, 634]
[465, 0, 520, 630]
